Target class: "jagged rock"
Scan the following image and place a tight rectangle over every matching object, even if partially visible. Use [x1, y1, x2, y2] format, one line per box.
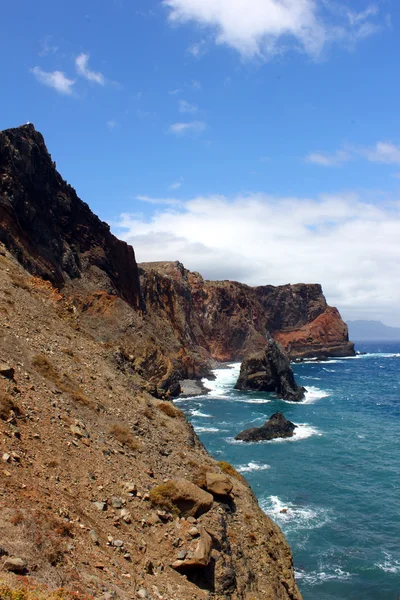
[70, 425, 88, 439]
[150, 479, 213, 518]
[205, 473, 233, 498]
[172, 526, 212, 570]
[94, 501, 107, 511]
[235, 412, 296, 442]
[235, 336, 305, 401]
[0, 363, 14, 379]
[3, 557, 27, 573]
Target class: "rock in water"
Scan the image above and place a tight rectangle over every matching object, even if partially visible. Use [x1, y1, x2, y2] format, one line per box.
[234, 336, 305, 401]
[235, 412, 296, 442]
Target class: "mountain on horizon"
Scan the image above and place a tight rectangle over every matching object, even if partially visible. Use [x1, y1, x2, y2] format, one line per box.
[347, 320, 400, 341]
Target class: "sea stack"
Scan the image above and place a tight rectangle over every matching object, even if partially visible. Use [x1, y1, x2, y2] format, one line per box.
[234, 336, 306, 401]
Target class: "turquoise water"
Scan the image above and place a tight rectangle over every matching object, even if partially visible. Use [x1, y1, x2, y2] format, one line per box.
[176, 343, 400, 599]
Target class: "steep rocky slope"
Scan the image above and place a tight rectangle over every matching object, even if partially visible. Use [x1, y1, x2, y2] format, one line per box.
[0, 248, 301, 600]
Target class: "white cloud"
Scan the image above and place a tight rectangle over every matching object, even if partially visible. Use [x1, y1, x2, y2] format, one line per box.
[169, 88, 182, 95]
[191, 80, 202, 90]
[116, 192, 400, 326]
[31, 67, 75, 95]
[179, 99, 198, 113]
[168, 121, 206, 135]
[107, 120, 118, 130]
[75, 53, 105, 85]
[168, 177, 184, 190]
[187, 39, 207, 58]
[307, 142, 400, 167]
[163, 0, 383, 59]
[362, 142, 400, 165]
[135, 195, 181, 206]
[306, 149, 350, 167]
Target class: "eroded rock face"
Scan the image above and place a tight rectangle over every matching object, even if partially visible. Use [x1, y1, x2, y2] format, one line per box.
[234, 337, 306, 401]
[0, 125, 141, 308]
[235, 412, 296, 442]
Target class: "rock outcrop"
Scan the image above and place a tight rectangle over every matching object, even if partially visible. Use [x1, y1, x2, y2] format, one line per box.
[234, 337, 306, 401]
[0, 124, 141, 308]
[235, 412, 296, 442]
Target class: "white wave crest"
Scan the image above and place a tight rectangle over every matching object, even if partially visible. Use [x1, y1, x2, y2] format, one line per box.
[195, 426, 221, 433]
[303, 386, 330, 404]
[261, 495, 331, 532]
[237, 462, 270, 473]
[375, 551, 400, 573]
[202, 363, 241, 397]
[295, 567, 352, 585]
[274, 423, 322, 443]
[190, 409, 212, 418]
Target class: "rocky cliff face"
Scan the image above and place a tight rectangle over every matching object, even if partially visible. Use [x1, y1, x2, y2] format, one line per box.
[0, 124, 141, 309]
[139, 262, 355, 368]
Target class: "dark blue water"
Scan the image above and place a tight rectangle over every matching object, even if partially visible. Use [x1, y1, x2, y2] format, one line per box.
[176, 342, 400, 599]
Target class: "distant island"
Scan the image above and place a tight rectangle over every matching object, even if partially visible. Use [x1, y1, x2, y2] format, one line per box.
[347, 320, 400, 341]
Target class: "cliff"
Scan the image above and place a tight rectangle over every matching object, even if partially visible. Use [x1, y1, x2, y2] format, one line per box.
[0, 123, 353, 597]
[0, 124, 141, 309]
[0, 124, 307, 598]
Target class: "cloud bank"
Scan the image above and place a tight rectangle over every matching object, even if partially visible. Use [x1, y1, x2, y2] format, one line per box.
[117, 192, 400, 326]
[163, 0, 383, 59]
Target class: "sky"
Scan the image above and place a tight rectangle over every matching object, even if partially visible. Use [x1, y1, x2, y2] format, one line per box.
[1, 0, 400, 325]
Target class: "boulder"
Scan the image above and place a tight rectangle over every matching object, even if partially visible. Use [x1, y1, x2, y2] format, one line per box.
[3, 557, 27, 573]
[172, 526, 212, 570]
[205, 473, 233, 498]
[234, 336, 305, 401]
[0, 363, 14, 380]
[235, 412, 296, 442]
[149, 478, 213, 518]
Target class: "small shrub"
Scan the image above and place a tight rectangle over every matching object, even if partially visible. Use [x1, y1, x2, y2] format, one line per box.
[158, 402, 183, 419]
[32, 355, 59, 384]
[248, 532, 257, 542]
[148, 482, 179, 515]
[0, 393, 21, 420]
[109, 424, 139, 451]
[218, 461, 242, 480]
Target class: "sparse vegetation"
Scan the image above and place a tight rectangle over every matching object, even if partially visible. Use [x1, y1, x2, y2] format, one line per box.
[109, 423, 139, 451]
[32, 355, 93, 408]
[0, 393, 21, 420]
[148, 482, 180, 515]
[218, 461, 242, 480]
[9, 274, 31, 291]
[157, 402, 183, 419]
[0, 578, 94, 600]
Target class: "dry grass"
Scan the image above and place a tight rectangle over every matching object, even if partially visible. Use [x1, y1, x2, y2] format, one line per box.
[218, 461, 242, 480]
[9, 274, 31, 291]
[0, 578, 94, 600]
[157, 402, 183, 419]
[0, 393, 21, 420]
[32, 355, 59, 384]
[148, 482, 179, 515]
[32, 355, 93, 408]
[109, 424, 139, 451]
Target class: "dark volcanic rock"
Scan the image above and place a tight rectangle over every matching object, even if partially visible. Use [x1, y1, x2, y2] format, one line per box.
[235, 412, 296, 442]
[234, 337, 305, 401]
[0, 124, 141, 308]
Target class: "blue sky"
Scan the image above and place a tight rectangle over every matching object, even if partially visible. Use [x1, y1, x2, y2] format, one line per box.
[1, 1, 400, 325]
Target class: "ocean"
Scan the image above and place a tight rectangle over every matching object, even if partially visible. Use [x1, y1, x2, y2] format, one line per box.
[175, 342, 400, 600]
